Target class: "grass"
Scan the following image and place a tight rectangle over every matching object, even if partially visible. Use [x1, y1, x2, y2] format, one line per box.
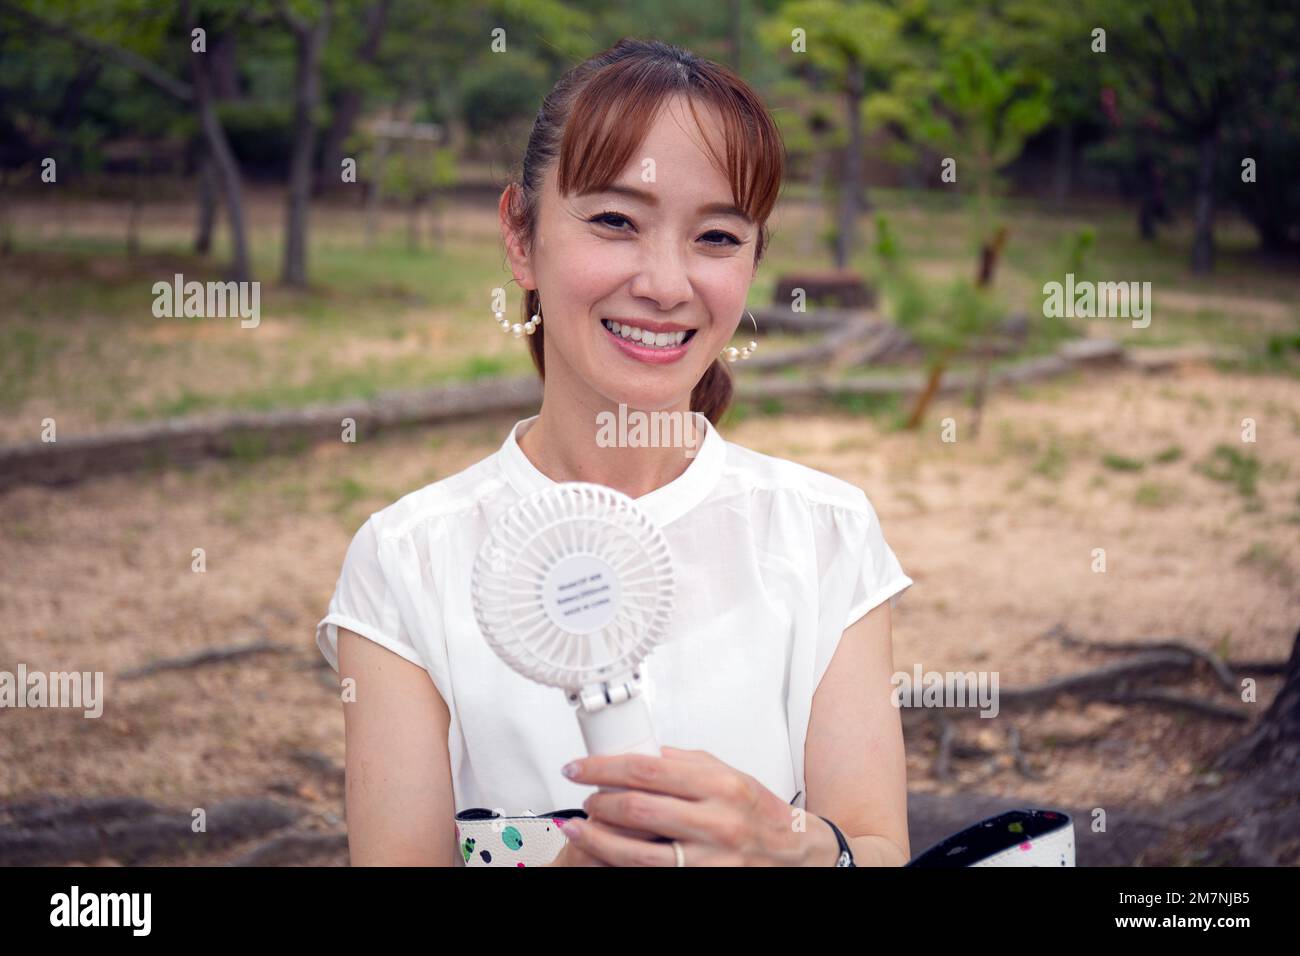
[1236, 541, 1295, 588]
[1195, 445, 1262, 498]
[2, 186, 1298, 438]
[1102, 453, 1145, 472]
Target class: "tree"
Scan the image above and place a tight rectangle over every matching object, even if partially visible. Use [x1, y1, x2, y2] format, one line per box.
[0, 0, 253, 281]
[275, 0, 333, 288]
[1080, 0, 1298, 273]
[761, 0, 907, 269]
[315, 0, 390, 193]
[867, 10, 1053, 430]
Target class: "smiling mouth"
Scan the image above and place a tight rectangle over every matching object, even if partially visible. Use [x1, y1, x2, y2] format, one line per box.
[600, 319, 697, 349]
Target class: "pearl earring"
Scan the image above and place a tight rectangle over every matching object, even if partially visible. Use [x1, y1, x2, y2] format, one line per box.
[494, 298, 543, 337]
[722, 310, 759, 363]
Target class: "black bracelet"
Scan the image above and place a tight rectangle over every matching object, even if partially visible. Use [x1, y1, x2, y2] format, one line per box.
[817, 815, 856, 867]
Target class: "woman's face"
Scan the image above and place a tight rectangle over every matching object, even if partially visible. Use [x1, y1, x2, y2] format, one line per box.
[503, 93, 759, 414]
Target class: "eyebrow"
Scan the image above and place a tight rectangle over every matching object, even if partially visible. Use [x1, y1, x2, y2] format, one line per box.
[583, 183, 753, 223]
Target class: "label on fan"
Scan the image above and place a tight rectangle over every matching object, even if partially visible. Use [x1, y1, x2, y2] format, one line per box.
[542, 554, 621, 635]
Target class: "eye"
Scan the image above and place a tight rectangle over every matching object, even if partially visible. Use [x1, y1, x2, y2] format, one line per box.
[700, 230, 742, 247]
[589, 211, 633, 231]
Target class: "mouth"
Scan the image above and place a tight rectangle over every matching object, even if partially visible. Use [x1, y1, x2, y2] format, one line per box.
[600, 319, 698, 354]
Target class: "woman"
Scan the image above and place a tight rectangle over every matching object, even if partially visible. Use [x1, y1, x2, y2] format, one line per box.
[316, 38, 913, 867]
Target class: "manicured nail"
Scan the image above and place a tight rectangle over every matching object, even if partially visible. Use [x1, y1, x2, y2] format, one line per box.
[562, 760, 583, 779]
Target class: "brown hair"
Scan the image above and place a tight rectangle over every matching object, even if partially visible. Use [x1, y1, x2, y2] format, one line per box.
[502, 37, 785, 425]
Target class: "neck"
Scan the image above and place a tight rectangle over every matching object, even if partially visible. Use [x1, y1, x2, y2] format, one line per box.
[518, 391, 702, 501]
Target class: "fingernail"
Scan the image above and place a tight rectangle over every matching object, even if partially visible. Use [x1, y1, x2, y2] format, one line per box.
[561, 819, 583, 838]
[562, 760, 583, 779]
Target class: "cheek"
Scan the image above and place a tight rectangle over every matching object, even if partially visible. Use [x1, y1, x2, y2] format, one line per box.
[698, 263, 754, 329]
[547, 239, 631, 305]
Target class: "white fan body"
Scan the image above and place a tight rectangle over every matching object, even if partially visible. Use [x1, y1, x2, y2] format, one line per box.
[471, 481, 676, 764]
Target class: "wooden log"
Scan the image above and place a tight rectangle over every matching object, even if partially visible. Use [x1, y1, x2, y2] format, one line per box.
[0, 795, 301, 865]
[0, 336, 1143, 493]
[772, 270, 875, 309]
[0, 375, 543, 493]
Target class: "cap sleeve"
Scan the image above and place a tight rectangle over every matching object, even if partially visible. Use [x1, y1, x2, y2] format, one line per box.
[841, 490, 913, 630]
[813, 490, 913, 681]
[315, 516, 428, 674]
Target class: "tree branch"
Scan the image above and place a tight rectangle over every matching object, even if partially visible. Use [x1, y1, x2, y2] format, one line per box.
[0, 0, 192, 102]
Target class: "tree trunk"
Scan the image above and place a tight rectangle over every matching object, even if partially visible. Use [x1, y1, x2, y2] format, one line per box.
[406, 199, 420, 251]
[0, 170, 12, 255]
[126, 168, 143, 256]
[1214, 628, 1300, 774]
[834, 64, 865, 270]
[365, 127, 392, 247]
[1052, 123, 1073, 208]
[188, 25, 250, 282]
[282, 5, 332, 288]
[905, 351, 954, 431]
[209, 31, 241, 100]
[316, 0, 390, 193]
[194, 151, 218, 254]
[1190, 127, 1218, 274]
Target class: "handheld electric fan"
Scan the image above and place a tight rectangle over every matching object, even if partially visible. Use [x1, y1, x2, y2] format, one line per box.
[471, 480, 676, 772]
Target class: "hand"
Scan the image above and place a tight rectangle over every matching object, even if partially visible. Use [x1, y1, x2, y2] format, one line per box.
[559, 746, 810, 866]
[544, 825, 609, 866]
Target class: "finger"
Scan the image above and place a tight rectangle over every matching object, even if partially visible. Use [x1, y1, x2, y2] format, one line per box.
[659, 746, 714, 763]
[583, 789, 721, 845]
[563, 840, 610, 867]
[565, 752, 714, 801]
[550, 836, 608, 867]
[563, 816, 678, 868]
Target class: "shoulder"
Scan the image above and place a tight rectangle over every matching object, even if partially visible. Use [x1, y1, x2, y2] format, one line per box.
[364, 446, 509, 544]
[718, 436, 875, 518]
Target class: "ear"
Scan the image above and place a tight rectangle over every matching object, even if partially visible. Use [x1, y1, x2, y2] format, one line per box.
[499, 184, 537, 291]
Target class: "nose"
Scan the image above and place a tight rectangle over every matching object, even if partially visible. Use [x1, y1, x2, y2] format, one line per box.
[628, 238, 694, 312]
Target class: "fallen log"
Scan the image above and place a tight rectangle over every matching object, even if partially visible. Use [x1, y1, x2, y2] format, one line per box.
[0, 795, 301, 865]
[118, 639, 294, 680]
[228, 831, 349, 866]
[0, 335, 1235, 493]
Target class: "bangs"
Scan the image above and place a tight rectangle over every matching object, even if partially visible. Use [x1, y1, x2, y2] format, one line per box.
[555, 55, 783, 229]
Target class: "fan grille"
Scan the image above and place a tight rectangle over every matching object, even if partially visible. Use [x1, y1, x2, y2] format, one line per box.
[472, 482, 676, 689]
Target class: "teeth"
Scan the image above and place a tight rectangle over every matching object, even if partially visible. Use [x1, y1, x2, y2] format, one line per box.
[603, 320, 690, 348]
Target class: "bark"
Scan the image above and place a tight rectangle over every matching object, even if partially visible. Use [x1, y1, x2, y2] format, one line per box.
[187, 17, 251, 282]
[0, 1, 250, 278]
[316, 0, 391, 193]
[194, 150, 218, 254]
[1213, 628, 1300, 774]
[1190, 127, 1219, 273]
[834, 62, 865, 270]
[208, 31, 241, 100]
[280, 1, 333, 287]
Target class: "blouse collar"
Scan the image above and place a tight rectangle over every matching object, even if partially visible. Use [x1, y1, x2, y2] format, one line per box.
[499, 409, 725, 527]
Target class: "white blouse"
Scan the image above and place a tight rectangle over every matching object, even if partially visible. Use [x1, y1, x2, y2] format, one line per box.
[316, 411, 913, 816]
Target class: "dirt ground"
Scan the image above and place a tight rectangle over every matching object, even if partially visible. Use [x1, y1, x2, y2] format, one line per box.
[1, 359, 1297, 865]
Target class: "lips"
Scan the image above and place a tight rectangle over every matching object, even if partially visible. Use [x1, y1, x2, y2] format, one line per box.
[599, 318, 697, 364]
[600, 319, 697, 348]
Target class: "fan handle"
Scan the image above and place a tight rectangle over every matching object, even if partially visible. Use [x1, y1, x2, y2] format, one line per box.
[574, 691, 671, 844]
